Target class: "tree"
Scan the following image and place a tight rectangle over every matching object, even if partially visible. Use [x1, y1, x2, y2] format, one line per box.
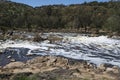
[103, 15, 120, 33]
[0, 0, 9, 2]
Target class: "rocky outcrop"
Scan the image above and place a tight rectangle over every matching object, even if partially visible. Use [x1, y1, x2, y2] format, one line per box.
[0, 56, 120, 80]
[3, 62, 25, 69]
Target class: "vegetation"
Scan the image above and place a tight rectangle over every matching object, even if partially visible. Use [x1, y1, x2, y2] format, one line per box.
[12, 74, 36, 80]
[0, 0, 120, 34]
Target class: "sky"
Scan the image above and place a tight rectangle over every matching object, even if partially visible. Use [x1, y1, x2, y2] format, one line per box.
[11, 0, 109, 7]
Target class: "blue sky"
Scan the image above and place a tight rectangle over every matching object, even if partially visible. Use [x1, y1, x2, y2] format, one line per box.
[11, 0, 108, 7]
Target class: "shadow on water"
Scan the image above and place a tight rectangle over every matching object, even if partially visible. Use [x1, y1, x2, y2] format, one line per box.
[0, 48, 38, 66]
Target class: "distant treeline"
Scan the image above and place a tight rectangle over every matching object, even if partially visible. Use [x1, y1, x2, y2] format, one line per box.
[0, 0, 120, 34]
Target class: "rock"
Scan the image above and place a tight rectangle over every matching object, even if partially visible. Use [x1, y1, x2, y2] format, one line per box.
[72, 72, 81, 77]
[112, 69, 119, 74]
[0, 56, 119, 80]
[90, 34, 98, 37]
[112, 66, 119, 69]
[55, 57, 68, 67]
[86, 69, 91, 72]
[10, 58, 16, 62]
[4, 62, 25, 69]
[49, 56, 57, 63]
[86, 62, 96, 69]
[27, 56, 49, 64]
[7, 56, 11, 59]
[98, 64, 106, 71]
[47, 56, 57, 66]
[33, 33, 47, 42]
[47, 36, 63, 43]
[112, 66, 120, 73]
[106, 68, 114, 73]
[83, 61, 89, 69]
[105, 67, 120, 76]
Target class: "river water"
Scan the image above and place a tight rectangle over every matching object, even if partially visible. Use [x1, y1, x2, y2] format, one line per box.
[0, 33, 120, 66]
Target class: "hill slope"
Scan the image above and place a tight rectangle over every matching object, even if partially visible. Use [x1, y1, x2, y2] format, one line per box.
[0, 1, 120, 34]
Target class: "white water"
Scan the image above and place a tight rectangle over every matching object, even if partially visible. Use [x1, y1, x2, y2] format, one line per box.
[0, 33, 120, 66]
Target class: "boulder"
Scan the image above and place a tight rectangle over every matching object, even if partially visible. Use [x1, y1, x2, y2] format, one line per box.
[46, 56, 57, 66]
[98, 64, 106, 71]
[4, 62, 25, 69]
[55, 57, 68, 67]
[27, 56, 49, 64]
[72, 72, 81, 77]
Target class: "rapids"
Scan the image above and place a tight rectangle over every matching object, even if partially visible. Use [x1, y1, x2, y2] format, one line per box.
[0, 33, 120, 66]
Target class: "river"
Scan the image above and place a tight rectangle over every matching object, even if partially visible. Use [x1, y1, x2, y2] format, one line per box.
[0, 32, 120, 66]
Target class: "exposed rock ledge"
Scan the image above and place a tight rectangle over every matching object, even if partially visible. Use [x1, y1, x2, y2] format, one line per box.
[0, 56, 120, 80]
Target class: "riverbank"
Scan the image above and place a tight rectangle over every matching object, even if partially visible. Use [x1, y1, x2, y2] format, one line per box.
[0, 56, 120, 80]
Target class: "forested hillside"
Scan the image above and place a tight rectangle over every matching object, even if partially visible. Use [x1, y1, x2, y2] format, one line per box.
[0, 0, 120, 34]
